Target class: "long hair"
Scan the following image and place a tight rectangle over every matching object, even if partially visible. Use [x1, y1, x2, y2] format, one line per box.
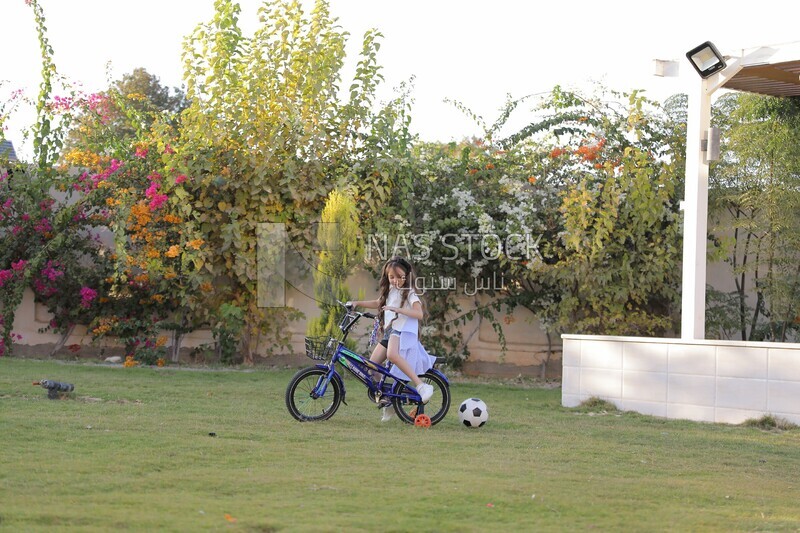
[377, 256, 424, 331]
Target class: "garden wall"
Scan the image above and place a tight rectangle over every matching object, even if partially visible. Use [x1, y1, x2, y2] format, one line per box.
[562, 334, 800, 424]
[11, 275, 561, 378]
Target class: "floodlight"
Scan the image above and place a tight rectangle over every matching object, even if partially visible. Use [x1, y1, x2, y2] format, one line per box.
[686, 41, 726, 79]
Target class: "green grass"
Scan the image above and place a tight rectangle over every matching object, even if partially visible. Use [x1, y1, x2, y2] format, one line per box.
[2, 358, 800, 532]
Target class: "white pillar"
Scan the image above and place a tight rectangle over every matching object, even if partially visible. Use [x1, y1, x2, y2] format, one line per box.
[680, 78, 711, 340]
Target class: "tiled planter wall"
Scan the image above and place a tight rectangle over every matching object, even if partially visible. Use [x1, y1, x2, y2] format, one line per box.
[562, 334, 800, 425]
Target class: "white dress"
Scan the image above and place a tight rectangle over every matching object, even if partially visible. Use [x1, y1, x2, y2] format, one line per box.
[385, 288, 437, 381]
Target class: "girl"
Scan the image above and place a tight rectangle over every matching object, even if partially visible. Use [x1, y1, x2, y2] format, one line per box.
[347, 256, 435, 421]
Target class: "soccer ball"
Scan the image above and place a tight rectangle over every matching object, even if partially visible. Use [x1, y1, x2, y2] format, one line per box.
[458, 398, 488, 428]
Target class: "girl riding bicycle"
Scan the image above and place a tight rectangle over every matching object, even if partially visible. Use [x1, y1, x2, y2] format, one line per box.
[347, 256, 435, 420]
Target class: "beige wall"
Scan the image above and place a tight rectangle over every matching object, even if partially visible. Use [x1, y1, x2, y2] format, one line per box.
[10, 269, 561, 377]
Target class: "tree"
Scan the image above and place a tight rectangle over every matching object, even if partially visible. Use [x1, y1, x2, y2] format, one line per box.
[709, 93, 800, 341]
[307, 189, 362, 339]
[63, 68, 186, 158]
[515, 88, 684, 337]
[175, 0, 407, 363]
[1, 0, 111, 357]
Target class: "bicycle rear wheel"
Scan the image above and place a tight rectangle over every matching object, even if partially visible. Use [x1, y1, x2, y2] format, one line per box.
[286, 367, 342, 421]
[392, 371, 450, 425]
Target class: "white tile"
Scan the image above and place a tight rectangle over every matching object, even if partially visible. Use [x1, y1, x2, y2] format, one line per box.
[668, 344, 716, 375]
[767, 381, 800, 415]
[581, 340, 622, 369]
[768, 348, 800, 382]
[580, 368, 622, 398]
[667, 404, 715, 423]
[623, 342, 668, 372]
[716, 378, 767, 410]
[562, 366, 581, 395]
[623, 371, 667, 402]
[717, 346, 767, 379]
[561, 393, 581, 408]
[771, 412, 800, 425]
[668, 375, 715, 406]
[562, 338, 581, 367]
[715, 407, 766, 425]
[617, 399, 667, 418]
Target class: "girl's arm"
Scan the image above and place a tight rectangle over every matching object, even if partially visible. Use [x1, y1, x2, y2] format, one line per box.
[383, 301, 423, 320]
[347, 299, 380, 309]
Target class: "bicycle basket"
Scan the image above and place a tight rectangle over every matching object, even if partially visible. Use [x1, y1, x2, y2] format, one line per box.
[304, 336, 337, 360]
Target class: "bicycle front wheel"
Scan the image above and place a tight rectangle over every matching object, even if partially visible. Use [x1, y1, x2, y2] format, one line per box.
[392, 371, 450, 425]
[285, 367, 342, 421]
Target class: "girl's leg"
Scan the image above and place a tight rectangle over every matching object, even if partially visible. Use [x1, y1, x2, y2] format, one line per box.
[386, 335, 422, 386]
[386, 335, 433, 404]
[368, 343, 387, 381]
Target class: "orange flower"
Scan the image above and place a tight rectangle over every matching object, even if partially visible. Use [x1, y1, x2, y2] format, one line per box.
[165, 245, 181, 258]
[485, 163, 495, 170]
[156, 358, 166, 367]
[528, 176, 538, 184]
[549, 147, 565, 158]
[468, 168, 478, 175]
[187, 239, 205, 250]
[200, 282, 214, 292]
[156, 336, 167, 347]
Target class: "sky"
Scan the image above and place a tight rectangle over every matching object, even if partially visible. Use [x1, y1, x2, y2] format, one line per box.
[3, 0, 800, 159]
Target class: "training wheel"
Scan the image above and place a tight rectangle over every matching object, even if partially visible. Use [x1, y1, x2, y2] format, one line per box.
[414, 414, 431, 428]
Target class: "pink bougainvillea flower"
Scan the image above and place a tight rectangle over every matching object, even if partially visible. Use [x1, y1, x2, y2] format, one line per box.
[148, 194, 168, 211]
[11, 260, 27, 271]
[0, 270, 13, 287]
[134, 146, 149, 159]
[145, 182, 160, 198]
[80, 287, 98, 308]
[41, 261, 64, 282]
[174, 174, 187, 184]
[34, 218, 52, 234]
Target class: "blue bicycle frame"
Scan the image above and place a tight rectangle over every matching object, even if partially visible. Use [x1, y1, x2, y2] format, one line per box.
[306, 302, 449, 415]
[311, 342, 423, 405]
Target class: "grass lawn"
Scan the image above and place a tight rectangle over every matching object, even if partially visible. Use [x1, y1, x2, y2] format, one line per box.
[2, 358, 800, 532]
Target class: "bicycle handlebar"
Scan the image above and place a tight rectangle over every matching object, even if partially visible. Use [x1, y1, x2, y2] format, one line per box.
[337, 300, 376, 320]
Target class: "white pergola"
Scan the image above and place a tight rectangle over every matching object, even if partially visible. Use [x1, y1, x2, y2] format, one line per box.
[681, 41, 800, 339]
[562, 42, 800, 425]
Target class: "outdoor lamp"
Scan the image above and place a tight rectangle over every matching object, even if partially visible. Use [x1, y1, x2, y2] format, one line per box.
[686, 41, 726, 78]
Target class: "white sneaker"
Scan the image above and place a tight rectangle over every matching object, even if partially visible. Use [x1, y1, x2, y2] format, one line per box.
[381, 407, 395, 422]
[417, 383, 434, 404]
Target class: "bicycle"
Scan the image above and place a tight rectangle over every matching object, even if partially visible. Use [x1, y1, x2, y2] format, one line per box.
[285, 301, 451, 425]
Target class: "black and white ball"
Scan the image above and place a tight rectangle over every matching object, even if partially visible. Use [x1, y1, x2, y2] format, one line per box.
[458, 398, 488, 428]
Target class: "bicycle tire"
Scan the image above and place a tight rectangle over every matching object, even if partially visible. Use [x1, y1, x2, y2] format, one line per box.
[285, 367, 342, 421]
[392, 371, 450, 426]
